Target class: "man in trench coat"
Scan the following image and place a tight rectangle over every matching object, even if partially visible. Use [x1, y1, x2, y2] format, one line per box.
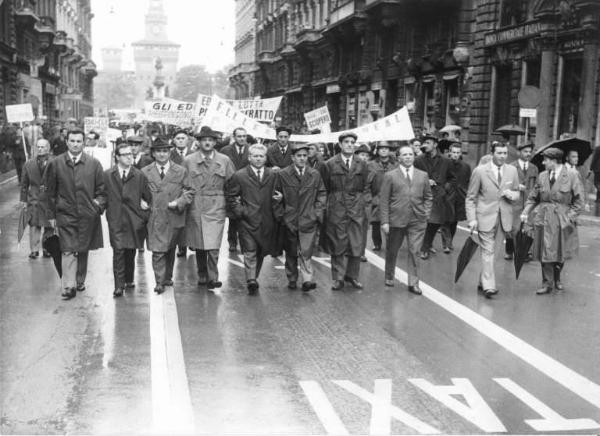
[104, 142, 152, 297]
[183, 126, 236, 290]
[521, 147, 584, 295]
[142, 139, 193, 294]
[320, 132, 371, 290]
[273, 143, 326, 292]
[414, 133, 456, 259]
[20, 138, 54, 258]
[45, 129, 107, 300]
[226, 143, 279, 295]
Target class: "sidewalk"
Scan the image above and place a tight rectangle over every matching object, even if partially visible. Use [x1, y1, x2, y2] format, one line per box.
[0, 169, 16, 186]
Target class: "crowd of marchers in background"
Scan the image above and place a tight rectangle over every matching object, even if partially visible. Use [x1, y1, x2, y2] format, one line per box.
[9, 119, 595, 301]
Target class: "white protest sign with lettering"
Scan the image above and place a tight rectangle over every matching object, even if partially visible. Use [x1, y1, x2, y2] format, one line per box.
[196, 94, 282, 123]
[144, 98, 196, 126]
[84, 117, 109, 141]
[5, 104, 34, 123]
[304, 106, 332, 131]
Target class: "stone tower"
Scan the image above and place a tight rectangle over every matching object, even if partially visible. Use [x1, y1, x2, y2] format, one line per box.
[132, 0, 180, 107]
[101, 46, 123, 72]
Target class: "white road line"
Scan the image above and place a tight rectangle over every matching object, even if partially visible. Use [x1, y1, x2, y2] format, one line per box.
[362, 249, 600, 410]
[228, 257, 245, 268]
[0, 175, 16, 186]
[300, 381, 349, 435]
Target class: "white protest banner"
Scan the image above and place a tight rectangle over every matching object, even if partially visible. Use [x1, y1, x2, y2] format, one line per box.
[144, 98, 196, 126]
[106, 128, 122, 142]
[5, 104, 34, 123]
[304, 105, 331, 131]
[84, 117, 109, 142]
[196, 94, 282, 123]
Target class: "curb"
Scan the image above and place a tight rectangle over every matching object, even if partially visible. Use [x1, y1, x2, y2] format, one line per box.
[0, 175, 17, 187]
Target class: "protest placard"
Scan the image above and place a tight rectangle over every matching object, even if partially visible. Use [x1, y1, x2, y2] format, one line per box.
[84, 117, 109, 141]
[5, 104, 35, 123]
[304, 106, 331, 131]
[143, 98, 196, 126]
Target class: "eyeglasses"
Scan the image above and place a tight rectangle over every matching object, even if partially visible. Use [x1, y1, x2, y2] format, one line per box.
[118, 152, 133, 157]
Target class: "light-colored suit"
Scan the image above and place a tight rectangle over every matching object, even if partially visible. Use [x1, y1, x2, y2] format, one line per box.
[379, 166, 432, 285]
[465, 161, 520, 290]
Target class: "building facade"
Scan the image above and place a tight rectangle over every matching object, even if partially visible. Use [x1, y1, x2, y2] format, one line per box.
[230, 0, 600, 164]
[229, 0, 259, 99]
[132, 0, 180, 108]
[0, 0, 96, 126]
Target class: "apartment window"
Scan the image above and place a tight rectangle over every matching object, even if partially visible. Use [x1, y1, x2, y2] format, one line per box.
[525, 59, 541, 87]
[494, 64, 513, 129]
[443, 76, 460, 125]
[499, 0, 525, 27]
[558, 57, 582, 136]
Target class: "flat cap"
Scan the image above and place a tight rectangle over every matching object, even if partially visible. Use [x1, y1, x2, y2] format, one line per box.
[276, 126, 293, 135]
[421, 133, 439, 143]
[126, 135, 144, 144]
[517, 142, 534, 151]
[291, 143, 310, 154]
[354, 143, 371, 155]
[542, 147, 564, 160]
[338, 131, 358, 142]
[172, 129, 189, 138]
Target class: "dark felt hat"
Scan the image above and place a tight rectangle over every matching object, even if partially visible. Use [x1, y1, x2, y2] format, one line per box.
[276, 126, 293, 135]
[173, 129, 189, 138]
[354, 143, 371, 154]
[150, 136, 171, 150]
[194, 126, 219, 139]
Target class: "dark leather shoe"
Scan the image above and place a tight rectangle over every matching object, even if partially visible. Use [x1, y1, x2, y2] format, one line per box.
[76, 283, 86, 292]
[28, 251, 39, 259]
[43, 250, 51, 258]
[207, 280, 222, 290]
[61, 288, 76, 300]
[443, 247, 451, 254]
[420, 251, 429, 260]
[302, 281, 316, 292]
[408, 285, 422, 295]
[125, 282, 135, 289]
[555, 281, 564, 291]
[176, 250, 186, 258]
[360, 255, 367, 262]
[536, 287, 552, 295]
[344, 276, 363, 289]
[477, 283, 484, 293]
[504, 253, 513, 260]
[113, 288, 124, 298]
[287, 281, 297, 290]
[484, 289, 497, 298]
[372, 246, 381, 251]
[197, 277, 208, 286]
[138, 248, 145, 254]
[331, 280, 344, 290]
[384, 279, 394, 287]
[429, 247, 437, 254]
[154, 285, 164, 294]
[247, 280, 259, 295]
[162, 279, 174, 286]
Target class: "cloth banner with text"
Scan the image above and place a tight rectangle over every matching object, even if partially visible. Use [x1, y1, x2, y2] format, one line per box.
[196, 94, 282, 123]
[143, 98, 196, 127]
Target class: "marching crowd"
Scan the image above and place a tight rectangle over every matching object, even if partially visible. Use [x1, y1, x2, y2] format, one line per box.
[14, 122, 586, 300]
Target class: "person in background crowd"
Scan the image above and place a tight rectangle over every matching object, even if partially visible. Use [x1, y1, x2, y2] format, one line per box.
[51, 127, 68, 156]
[368, 142, 399, 252]
[44, 129, 107, 300]
[307, 143, 325, 171]
[10, 126, 28, 183]
[380, 145, 432, 293]
[142, 139, 193, 294]
[441, 142, 471, 253]
[169, 129, 194, 257]
[220, 127, 251, 253]
[411, 139, 423, 157]
[226, 143, 279, 295]
[273, 143, 326, 292]
[129, 135, 153, 169]
[266, 126, 293, 169]
[414, 134, 456, 259]
[354, 143, 372, 262]
[564, 150, 589, 210]
[465, 141, 520, 298]
[20, 139, 54, 259]
[589, 146, 600, 204]
[104, 142, 152, 298]
[504, 142, 538, 260]
[522, 147, 584, 295]
[320, 132, 371, 290]
[23, 121, 44, 159]
[183, 126, 236, 290]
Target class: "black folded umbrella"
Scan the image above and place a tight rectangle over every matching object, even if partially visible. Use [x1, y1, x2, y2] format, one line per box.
[513, 223, 534, 279]
[455, 233, 480, 283]
[42, 232, 62, 277]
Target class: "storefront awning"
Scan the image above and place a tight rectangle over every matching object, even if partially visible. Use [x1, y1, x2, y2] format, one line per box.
[422, 75, 436, 83]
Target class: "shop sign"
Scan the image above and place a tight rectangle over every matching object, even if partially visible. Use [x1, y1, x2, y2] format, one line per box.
[484, 21, 546, 46]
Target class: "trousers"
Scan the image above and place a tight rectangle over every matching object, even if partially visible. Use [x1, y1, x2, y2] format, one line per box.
[541, 262, 564, 288]
[112, 248, 136, 288]
[30, 226, 52, 252]
[477, 218, 507, 290]
[421, 222, 442, 252]
[227, 218, 240, 248]
[195, 249, 220, 282]
[331, 254, 360, 281]
[61, 251, 89, 290]
[152, 247, 176, 286]
[284, 229, 317, 283]
[440, 221, 458, 249]
[243, 247, 265, 282]
[384, 222, 426, 286]
[371, 222, 382, 248]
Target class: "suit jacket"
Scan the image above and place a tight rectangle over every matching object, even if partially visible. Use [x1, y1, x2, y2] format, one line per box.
[266, 143, 293, 168]
[379, 166, 432, 228]
[170, 147, 192, 165]
[509, 159, 538, 210]
[220, 143, 249, 170]
[465, 161, 520, 232]
[133, 153, 154, 170]
[414, 153, 455, 224]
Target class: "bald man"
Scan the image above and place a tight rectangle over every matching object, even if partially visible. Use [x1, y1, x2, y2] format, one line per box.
[20, 139, 54, 258]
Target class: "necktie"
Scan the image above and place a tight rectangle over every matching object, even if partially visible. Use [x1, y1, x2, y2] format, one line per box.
[345, 159, 350, 169]
[160, 166, 165, 180]
[239, 147, 244, 157]
[497, 166, 502, 184]
[406, 167, 411, 183]
[299, 168, 304, 177]
[280, 147, 286, 155]
[122, 170, 127, 183]
[524, 162, 528, 171]
[257, 169, 262, 181]
[550, 171, 555, 186]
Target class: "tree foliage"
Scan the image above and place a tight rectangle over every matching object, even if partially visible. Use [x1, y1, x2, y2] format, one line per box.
[172, 64, 231, 101]
[94, 71, 136, 110]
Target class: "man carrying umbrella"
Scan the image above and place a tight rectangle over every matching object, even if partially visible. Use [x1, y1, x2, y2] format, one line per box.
[184, 126, 236, 290]
[465, 141, 520, 298]
[266, 126, 293, 169]
[320, 132, 371, 290]
[273, 143, 327, 292]
[142, 138, 193, 294]
[45, 129, 107, 300]
[521, 148, 584, 295]
[20, 138, 54, 258]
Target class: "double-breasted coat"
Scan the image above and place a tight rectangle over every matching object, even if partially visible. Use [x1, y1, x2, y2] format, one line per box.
[414, 153, 455, 224]
[266, 144, 293, 168]
[523, 167, 584, 262]
[449, 159, 472, 222]
[44, 153, 107, 252]
[367, 158, 399, 223]
[226, 166, 280, 255]
[142, 162, 193, 252]
[183, 151, 235, 250]
[104, 166, 152, 249]
[319, 154, 371, 256]
[20, 156, 53, 227]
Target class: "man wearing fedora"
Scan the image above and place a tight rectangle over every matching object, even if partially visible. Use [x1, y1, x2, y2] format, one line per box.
[142, 138, 193, 294]
[320, 132, 371, 290]
[183, 126, 236, 290]
[521, 147, 584, 295]
[505, 142, 538, 260]
[266, 126, 293, 169]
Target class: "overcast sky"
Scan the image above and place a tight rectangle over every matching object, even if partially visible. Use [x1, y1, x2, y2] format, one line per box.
[91, 0, 235, 73]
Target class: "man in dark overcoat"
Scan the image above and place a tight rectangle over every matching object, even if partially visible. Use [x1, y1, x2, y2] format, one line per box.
[226, 143, 279, 295]
[273, 143, 327, 292]
[266, 126, 293, 169]
[45, 129, 107, 300]
[129, 135, 153, 169]
[320, 132, 371, 290]
[20, 138, 54, 258]
[441, 142, 472, 252]
[220, 127, 250, 252]
[104, 142, 152, 297]
[414, 133, 456, 259]
[142, 139, 193, 294]
[307, 143, 325, 172]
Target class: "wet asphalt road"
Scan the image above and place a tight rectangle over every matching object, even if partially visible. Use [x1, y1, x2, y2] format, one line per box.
[2, 176, 600, 435]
